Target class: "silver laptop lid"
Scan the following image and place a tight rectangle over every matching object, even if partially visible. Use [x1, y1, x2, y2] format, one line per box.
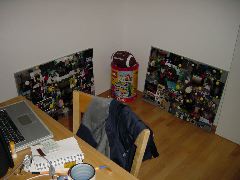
[2, 101, 53, 152]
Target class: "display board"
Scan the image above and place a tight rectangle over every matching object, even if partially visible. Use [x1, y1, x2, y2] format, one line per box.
[143, 47, 228, 131]
[14, 49, 94, 119]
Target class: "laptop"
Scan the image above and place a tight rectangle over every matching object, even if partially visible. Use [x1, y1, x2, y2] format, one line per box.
[0, 100, 53, 152]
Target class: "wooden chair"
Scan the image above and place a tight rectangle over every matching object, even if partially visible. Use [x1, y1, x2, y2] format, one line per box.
[72, 90, 150, 177]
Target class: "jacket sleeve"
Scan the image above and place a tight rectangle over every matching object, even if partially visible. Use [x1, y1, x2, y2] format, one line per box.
[76, 124, 97, 148]
[143, 127, 159, 160]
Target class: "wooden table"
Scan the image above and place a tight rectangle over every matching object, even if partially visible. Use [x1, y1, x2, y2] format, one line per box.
[1, 96, 137, 180]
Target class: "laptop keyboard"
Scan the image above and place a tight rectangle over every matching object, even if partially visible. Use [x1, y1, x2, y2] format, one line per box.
[0, 109, 25, 144]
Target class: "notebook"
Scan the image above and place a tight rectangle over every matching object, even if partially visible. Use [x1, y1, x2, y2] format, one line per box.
[24, 137, 84, 172]
[0, 101, 53, 152]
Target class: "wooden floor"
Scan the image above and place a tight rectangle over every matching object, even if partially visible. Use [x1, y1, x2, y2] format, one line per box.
[58, 90, 240, 180]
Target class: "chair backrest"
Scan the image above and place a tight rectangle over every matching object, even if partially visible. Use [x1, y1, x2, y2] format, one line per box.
[72, 90, 150, 178]
[73, 91, 93, 135]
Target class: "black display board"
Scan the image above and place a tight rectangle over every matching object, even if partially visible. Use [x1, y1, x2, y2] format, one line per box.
[143, 47, 228, 131]
[14, 49, 94, 119]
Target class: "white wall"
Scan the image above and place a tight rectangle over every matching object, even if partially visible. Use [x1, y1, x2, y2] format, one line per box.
[122, 0, 240, 91]
[0, 0, 124, 102]
[216, 27, 240, 144]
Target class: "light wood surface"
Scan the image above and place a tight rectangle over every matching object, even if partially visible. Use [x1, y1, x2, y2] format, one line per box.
[130, 129, 150, 177]
[73, 91, 93, 135]
[72, 91, 150, 178]
[0, 96, 137, 180]
[96, 90, 240, 180]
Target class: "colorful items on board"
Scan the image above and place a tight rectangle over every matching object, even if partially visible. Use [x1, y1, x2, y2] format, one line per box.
[15, 49, 95, 119]
[143, 47, 228, 131]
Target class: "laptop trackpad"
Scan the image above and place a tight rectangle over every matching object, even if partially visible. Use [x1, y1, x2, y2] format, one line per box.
[18, 115, 32, 126]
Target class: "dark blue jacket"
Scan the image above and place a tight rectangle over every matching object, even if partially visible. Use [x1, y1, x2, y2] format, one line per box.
[105, 99, 159, 171]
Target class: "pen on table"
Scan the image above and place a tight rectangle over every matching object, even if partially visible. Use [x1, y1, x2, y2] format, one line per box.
[31, 172, 66, 176]
[32, 168, 69, 175]
[95, 165, 112, 174]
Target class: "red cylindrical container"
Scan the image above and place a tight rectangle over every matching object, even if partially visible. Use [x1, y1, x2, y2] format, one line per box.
[111, 63, 138, 102]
